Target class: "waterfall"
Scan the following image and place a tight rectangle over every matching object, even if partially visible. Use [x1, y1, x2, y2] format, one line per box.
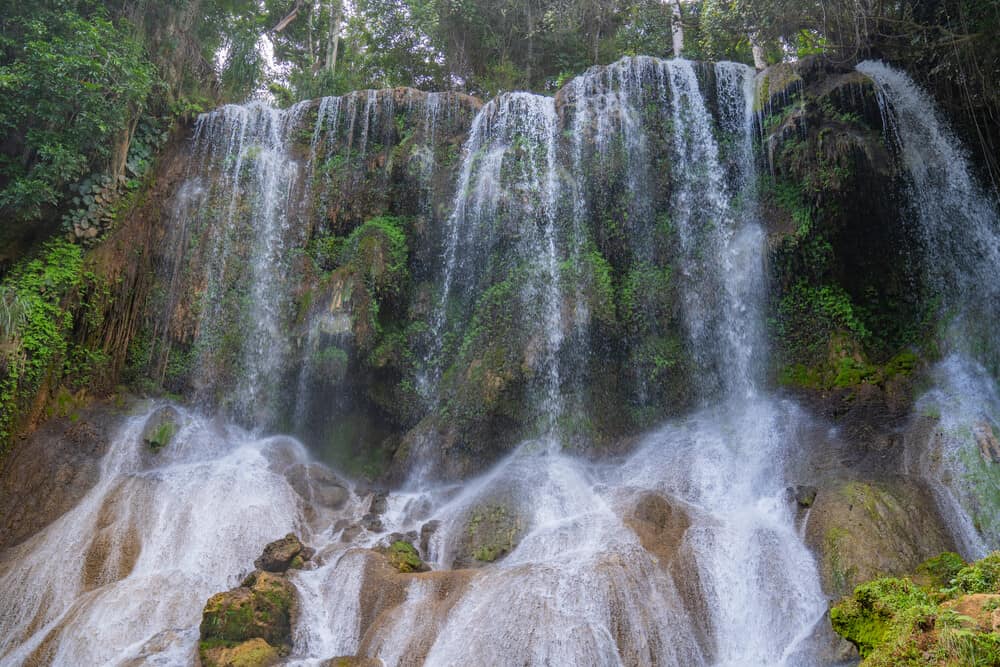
[1, 59, 849, 666]
[0, 406, 315, 665]
[190, 101, 309, 426]
[858, 61, 1000, 555]
[419, 92, 565, 436]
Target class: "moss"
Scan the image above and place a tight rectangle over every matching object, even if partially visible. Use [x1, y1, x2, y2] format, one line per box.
[147, 420, 176, 451]
[831, 578, 932, 657]
[917, 552, 965, 590]
[824, 526, 856, 595]
[951, 553, 1000, 595]
[387, 540, 423, 573]
[463, 503, 522, 564]
[200, 571, 295, 648]
[830, 552, 1000, 666]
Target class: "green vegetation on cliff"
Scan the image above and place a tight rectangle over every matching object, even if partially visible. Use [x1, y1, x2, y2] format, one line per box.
[831, 552, 1000, 666]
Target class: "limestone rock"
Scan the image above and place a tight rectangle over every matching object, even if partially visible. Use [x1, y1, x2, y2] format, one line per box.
[453, 502, 525, 567]
[805, 477, 954, 598]
[254, 533, 310, 573]
[285, 462, 349, 509]
[199, 570, 296, 650]
[199, 637, 280, 667]
[624, 491, 692, 564]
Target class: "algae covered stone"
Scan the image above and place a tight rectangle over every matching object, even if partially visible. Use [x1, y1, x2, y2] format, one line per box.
[199, 570, 296, 650]
[385, 540, 426, 573]
[455, 502, 524, 566]
[141, 406, 179, 452]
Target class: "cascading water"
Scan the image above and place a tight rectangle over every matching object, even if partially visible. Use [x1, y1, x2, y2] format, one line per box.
[858, 61, 1000, 556]
[0, 58, 887, 667]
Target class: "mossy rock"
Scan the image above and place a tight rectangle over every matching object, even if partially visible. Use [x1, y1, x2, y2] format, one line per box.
[830, 577, 933, 658]
[254, 533, 308, 573]
[805, 478, 954, 598]
[199, 637, 280, 667]
[141, 406, 180, 452]
[200, 571, 296, 649]
[322, 657, 381, 667]
[454, 502, 524, 567]
[385, 540, 426, 573]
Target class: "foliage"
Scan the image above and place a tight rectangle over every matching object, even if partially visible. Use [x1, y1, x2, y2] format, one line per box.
[0, 7, 155, 222]
[831, 552, 1000, 666]
[0, 239, 86, 446]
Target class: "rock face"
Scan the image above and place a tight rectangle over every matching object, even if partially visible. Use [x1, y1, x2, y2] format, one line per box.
[453, 502, 525, 567]
[805, 477, 955, 599]
[0, 403, 114, 549]
[623, 491, 692, 564]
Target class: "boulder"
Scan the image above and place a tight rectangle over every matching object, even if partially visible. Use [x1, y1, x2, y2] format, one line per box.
[623, 491, 692, 564]
[453, 502, 525, 567]
[284, 462, 349, 509]
[383, 540, 427, 573]
[322, 658, 381, 667]
[793, 485, 818, 508]
[199, 570, 296, 651]
[254, 533, 311, 573]
[141, 405, 180, 452]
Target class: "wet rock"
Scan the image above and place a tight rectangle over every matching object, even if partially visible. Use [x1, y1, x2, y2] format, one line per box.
[369, 491, 388, 515]
[805, 477, 955, 598]
[419, 519, 440, 556]
[0, 402, 114, 549]
[254, 533, 310, 573]
[624, 491, 691, 563]
[199, 570, 296, 651]
[340, 522, 363, 543]
[141, 405, 180, 452]
[199, 637, 280, 667]
[382, 540, 428, 573]
[453, 502, 525, 567]
[284, 462, 349, 509]
[348, 548, 477, 661]
[793, 484, 818, 508]
[360, 513, 383, 532]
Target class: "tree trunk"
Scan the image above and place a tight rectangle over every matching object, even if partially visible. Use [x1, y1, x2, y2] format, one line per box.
[325, 0, 341, 74]
[750, 34, 767, 69]
[671, 0, 684, 58]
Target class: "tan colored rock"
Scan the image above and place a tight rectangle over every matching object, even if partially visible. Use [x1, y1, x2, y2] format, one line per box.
[623, 491, 691, 564]
[974, 421, 1000, 463]
[199, 637, 279, 667]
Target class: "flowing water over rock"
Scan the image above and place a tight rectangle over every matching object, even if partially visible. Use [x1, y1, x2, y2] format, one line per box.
[4, 57, 998, 666]
[858, 61, 1000, 556]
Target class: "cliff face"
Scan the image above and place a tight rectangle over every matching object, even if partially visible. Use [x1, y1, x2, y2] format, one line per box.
[1, 57, 941, 480]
